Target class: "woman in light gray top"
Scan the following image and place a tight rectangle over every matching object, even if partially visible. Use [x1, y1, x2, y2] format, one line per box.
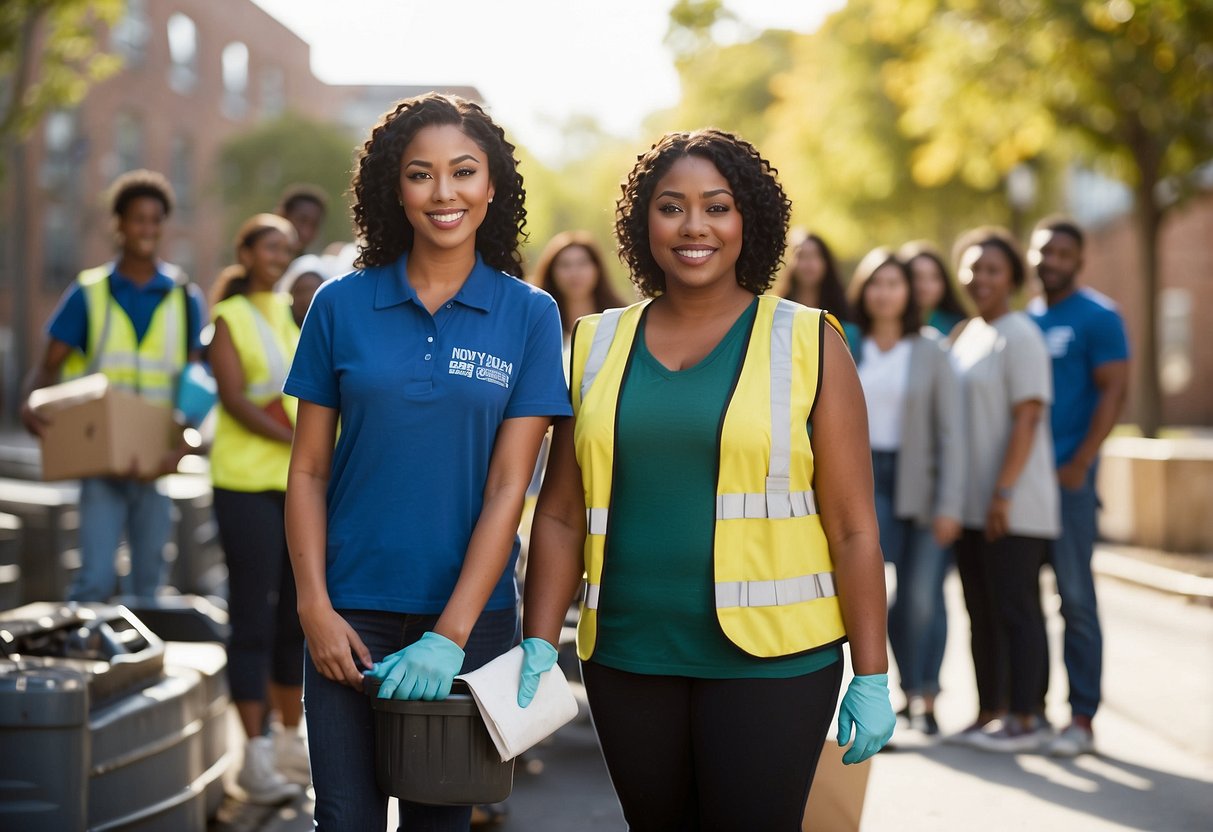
[948, 227, 1059, 754]
[848, 248, 964, 737]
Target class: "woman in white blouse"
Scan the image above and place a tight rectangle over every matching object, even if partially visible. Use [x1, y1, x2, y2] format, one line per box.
[847, 249, 964, 737]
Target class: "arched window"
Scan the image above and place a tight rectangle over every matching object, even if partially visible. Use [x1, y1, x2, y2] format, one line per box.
[167, 13, 198, 94]
[222, 42, 249, 119]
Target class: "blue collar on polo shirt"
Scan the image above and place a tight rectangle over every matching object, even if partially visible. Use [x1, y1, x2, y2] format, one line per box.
[374, 251, 498, 313]
[108, 262, 179, 294]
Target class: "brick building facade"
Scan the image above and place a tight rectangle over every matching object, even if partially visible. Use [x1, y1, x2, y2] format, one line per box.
[0, 0, 479, 414]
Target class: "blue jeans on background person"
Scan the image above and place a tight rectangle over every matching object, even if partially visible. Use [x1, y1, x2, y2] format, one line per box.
[872, 451, 949, 700]
[304, 606, 519, 832]
[70, 476, 171, 602]
[1052, 463, 1102, 719]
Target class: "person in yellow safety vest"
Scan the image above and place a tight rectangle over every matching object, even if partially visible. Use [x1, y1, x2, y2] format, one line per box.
[520, 129, 897, 830]
[20, 169, 205, 602]
[207, 213, 308, 805]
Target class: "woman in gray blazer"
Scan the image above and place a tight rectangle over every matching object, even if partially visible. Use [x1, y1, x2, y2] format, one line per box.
[847, 249, 965, 736]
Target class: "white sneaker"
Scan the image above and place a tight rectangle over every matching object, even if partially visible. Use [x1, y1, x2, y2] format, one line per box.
[1047, 723, 1095, 757]
[970, 716, 1052, 753]
[274, 725, 311, 785]
[237, 736, 303, 805]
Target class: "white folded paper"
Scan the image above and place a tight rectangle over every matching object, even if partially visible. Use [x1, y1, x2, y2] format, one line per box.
[456, 645, 579, 762]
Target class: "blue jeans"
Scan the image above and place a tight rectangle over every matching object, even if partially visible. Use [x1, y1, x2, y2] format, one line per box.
[304, 606, 519, 831]
[70, 476, 171, 602]
[1052, 464, 1102, 718]
[872, 451, 949, 698]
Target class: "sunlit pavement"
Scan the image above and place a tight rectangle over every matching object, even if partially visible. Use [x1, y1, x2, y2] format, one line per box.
[209, 567, 1212, 831]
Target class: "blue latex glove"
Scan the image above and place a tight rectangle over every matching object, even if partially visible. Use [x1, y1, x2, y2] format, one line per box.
[517, 638, 559, 708]
[365, 632, 465, 701]
[836, 673, 896, 764]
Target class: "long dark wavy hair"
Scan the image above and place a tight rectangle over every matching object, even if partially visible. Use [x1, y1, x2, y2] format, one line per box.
[351, 93, 527, 277]
[615, 129, 791, 297]
[778, 230, 852, 321]
[528, 231, 627, 334]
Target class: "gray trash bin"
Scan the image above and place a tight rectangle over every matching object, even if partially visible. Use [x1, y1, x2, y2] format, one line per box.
[0, 603, 229, 831]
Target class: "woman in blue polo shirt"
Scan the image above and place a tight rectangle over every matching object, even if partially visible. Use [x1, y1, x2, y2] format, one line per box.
[284, 94, 570, 830]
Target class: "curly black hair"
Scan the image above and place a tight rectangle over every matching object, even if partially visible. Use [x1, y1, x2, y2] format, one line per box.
[351, 93, 527, 277]
[614, 129, 791, 297]
[109, 169, 175, 218]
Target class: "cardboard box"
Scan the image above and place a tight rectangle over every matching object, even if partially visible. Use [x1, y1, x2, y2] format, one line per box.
[29, 374, 176, 481]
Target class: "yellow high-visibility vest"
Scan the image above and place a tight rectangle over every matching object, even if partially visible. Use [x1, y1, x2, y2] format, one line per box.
[61, 265, 188, 408]
[210, 293, 299, 492]
[569, 295, 848, 659]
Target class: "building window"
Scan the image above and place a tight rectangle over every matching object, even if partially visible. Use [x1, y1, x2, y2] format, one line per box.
[167, 13, 198, 94]
[260, 66, 285, 117]
[110, 0, 150, 68]
[221, 42, 249, 119]
[43, 204, 80, 290]
[169, 135, 194, 220]
[114, 112, 144, 174]
[40, 109, 84, 195]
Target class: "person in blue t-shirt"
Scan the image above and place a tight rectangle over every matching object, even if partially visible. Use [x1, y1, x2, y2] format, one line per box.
[283, 93, 570, 830]
[1027, 216, 1129, 758]
[20, 169, 205, 602]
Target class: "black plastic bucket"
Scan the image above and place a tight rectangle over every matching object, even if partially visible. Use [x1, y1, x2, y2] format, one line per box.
[365, 678, 514, 805]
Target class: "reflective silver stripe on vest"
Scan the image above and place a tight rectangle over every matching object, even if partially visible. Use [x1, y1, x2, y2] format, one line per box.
[87, 292, 115, 376]
[586, 507, 609, 536]
[584, 583, 601, 610]
[716, 489, 817, 520]
[715, 571, 836, 609]
[579, 306, 627, 402]
[246, 300, 288, 400]
[715, 299, 813, 522]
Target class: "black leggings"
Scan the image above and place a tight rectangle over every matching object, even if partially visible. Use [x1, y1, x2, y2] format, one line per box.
[581, 659, 843, 832]
[213, 488, 304, 703]
[954, 529, 1049, 716]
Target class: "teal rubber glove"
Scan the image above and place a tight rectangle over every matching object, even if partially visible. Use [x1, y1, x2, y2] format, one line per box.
[365, 632, 465, 701]
[517, 638, 559, 708]
[837, 673, 896, 764]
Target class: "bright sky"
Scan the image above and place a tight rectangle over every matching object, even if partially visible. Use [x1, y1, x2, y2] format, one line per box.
[249, 0, 844, 162]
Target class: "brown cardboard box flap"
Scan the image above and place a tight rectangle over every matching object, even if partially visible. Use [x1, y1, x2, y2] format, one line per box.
[29, 373, 111, 414]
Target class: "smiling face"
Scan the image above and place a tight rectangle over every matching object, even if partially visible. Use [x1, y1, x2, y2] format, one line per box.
[240, 228, 295, 291]
[117, 196, 166, 260]
[647, 154, 743, 294]
[959, 243, 1015, 319]
[398, 123, 495, 258]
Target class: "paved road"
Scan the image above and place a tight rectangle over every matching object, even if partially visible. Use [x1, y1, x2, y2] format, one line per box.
[213, 570, 1213, 831]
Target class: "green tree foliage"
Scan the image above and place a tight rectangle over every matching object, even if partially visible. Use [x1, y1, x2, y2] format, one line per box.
[874, 0, 1213, 434]
[764, 6, 1010, 261]
[216, 112, 359, 250]
[0, 0, 123, 157]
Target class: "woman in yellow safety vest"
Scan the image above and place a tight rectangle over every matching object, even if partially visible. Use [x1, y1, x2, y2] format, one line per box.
[521, 129, 896, 830]
[207, 214, 308, 805]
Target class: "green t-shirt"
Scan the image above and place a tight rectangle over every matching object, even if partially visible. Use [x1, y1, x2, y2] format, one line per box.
[592, 299, 841, 679]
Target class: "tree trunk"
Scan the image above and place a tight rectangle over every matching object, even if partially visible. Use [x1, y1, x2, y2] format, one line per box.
[1132, 126, 1163, 438]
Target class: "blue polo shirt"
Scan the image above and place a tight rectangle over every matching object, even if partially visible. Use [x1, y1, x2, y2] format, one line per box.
[46, 263, 206, 352]
[284, 253, 572, 614]
[1028, 288, 1129, 466]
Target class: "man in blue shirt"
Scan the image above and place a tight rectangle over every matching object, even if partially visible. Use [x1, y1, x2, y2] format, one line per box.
[21, 169, 205, 602]
[1027, 216, 1129, 757]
